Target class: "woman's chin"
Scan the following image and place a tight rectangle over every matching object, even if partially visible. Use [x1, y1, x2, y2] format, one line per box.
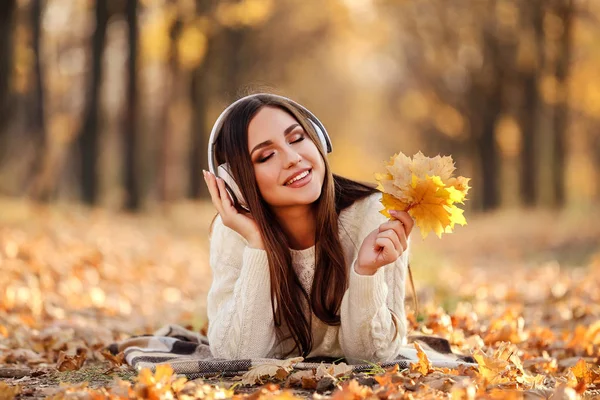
[269, 189, 322, 208]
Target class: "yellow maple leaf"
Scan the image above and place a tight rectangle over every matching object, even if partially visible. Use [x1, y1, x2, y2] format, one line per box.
[447, 176, 471, 194]
[473, 349, 510, 385]
[374, 172, 393, 192]
[379, 193, 410, 219]
[375, 152, 470, 238]
[408, 176, 453, 238]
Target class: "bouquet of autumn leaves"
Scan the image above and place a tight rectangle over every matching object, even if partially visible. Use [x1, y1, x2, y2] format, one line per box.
[375, 152, 471, 239]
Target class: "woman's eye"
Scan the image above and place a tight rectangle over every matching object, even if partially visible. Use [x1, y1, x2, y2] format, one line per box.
[259, 153, 274, 163]
[291, 135, 305, 144]
[257, 135, 304, 162]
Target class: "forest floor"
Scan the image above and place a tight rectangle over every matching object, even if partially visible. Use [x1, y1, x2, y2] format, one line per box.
[1, 198, 600, 399]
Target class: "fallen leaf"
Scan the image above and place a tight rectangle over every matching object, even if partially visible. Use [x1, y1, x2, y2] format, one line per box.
[101, 349, 125, 366]
[287, 370, 315, 386]
[0, 383, 21, 400]
[56, 348, 87, 372]
[410, 342, 432, 375]
[331, 380, 373, 400]
[473, 349, 510, 385]
[240, 357, 303, 385]
[567, 358, 600, 393]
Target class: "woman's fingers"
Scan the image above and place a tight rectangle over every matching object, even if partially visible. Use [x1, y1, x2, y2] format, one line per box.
[204, 170, 234, 217]
[389, 210, 415, 236]
[377, 229, 402, 253]
[374, 237, 399, 261]
[203, 170, 223, 213]
[379, 220, 408, 249]
[216, 175, 234, 210]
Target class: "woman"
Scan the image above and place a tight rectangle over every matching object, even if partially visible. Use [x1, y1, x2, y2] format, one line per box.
[203, 93, 414, 363]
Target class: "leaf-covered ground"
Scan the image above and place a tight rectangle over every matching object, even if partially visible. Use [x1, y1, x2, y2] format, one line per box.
[1, 198, 599, 399]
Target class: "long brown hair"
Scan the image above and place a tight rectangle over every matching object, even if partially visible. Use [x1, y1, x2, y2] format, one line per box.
[212, 94, 378, 357]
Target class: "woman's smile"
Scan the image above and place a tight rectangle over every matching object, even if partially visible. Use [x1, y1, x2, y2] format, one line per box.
[284, 169, 312, 187]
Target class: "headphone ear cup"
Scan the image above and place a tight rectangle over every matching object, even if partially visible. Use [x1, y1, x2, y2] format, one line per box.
[308, 118, 331, 154]
[217, 163, 249, 211]
[309, 119, 329, 154]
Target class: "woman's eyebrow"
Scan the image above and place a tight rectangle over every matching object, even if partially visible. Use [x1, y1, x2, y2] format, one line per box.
[250, 123, 300, 156]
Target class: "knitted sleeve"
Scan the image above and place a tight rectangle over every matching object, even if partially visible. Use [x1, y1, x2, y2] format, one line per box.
[206, 215, 277, 359]
[338, 193, 409, 363]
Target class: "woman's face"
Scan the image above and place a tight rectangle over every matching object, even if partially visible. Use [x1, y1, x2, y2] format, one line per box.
[247, 106, 325, 211]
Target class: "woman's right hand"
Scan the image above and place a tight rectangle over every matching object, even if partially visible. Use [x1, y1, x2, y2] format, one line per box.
[203, 170, 264, 249]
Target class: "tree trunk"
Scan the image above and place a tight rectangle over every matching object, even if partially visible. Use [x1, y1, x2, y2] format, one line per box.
[518, 1, 544, 207]
[123, 0, 140, 210]
[473, 28, 503, 211]
[551, 0, 574, 208]
[0, 0, 17, 163]
[28, 0, 50, 200]
[476, 92, 502, 211]
[222, 28, 247, 101]
[189, 0, 215, 199]
[157, 11, 182, 203]
[189, 64, 209, 199]
[77, 0, 108, 205]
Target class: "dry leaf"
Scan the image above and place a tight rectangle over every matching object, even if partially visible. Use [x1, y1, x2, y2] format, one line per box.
[0, 382, 21, 400]
[55, 348, 87, 372]
[240, 357, 303, 385]
[315, 362, 353, 380]
[567, 358, 600, 393]
[101, 349, 125, 367]
[331, 380, 373, 400]
[473, 349, 510, 385]
[1, 348, 44, 365]
[410, 342, 433, 375]
[287, 370, 316, 386]
[301, 376, 318, 390]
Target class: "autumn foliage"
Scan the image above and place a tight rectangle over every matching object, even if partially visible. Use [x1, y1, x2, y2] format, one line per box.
[376, 152, 471, 238]
[1, 199, 600, 398]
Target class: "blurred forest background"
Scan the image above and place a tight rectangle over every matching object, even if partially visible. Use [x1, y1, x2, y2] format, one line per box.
[0, 0, 598, 213]
[2, 4, 600, 395]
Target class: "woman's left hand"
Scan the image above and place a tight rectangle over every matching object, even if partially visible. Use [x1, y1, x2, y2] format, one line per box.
[355, 210, 414, 276]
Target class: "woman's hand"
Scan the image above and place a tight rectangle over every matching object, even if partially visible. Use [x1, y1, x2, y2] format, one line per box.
[355, 210, 414, 276]
[203, 170, 264, 249]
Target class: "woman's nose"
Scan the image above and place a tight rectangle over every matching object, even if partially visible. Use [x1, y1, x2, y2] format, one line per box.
[283, 148, 302, 168]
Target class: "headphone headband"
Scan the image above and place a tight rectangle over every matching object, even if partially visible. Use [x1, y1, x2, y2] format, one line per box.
[207, 93, 332, 174]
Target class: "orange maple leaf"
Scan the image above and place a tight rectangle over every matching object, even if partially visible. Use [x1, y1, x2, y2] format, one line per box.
[410, 342, 432, 375]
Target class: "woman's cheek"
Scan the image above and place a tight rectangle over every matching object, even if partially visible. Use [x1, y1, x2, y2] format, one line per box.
[256, 166, 278, 191]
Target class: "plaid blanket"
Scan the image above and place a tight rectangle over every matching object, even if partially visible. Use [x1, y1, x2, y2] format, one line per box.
[107, 324, 476, 380]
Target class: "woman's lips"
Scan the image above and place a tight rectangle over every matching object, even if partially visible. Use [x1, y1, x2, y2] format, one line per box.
[285, 169, 312, 188]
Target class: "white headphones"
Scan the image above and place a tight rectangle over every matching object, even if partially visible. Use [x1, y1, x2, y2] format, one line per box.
[207, 93, 333, 211]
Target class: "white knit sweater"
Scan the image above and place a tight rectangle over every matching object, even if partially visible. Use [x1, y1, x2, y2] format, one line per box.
[206, 192, 409, 363]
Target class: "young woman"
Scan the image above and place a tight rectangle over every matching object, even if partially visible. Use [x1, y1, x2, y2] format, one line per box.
[203, 93, 414, 363]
